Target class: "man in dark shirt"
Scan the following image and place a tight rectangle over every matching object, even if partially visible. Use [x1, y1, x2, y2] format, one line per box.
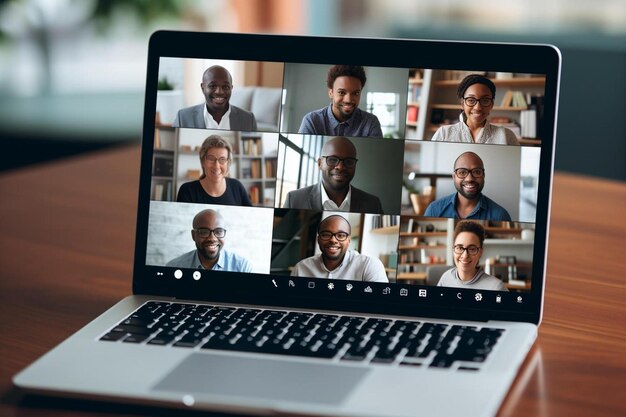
[298, 65, 383, 137]
[424, 151, 512, 221]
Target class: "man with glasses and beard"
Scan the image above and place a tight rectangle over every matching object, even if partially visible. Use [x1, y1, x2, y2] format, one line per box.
[291, 215, 388, 282]
[166, 209, 253, 272]
[424, 151, 512, 221]
[282, 136, 384, 214]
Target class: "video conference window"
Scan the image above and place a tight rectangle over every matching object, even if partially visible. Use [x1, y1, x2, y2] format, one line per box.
[146, 202, 274, 274]
[148, 58, 545, 298]
[402, 141, 539, 223]
[271, 210, 400, 283]
[280, 63, 409, 138]
[396, 217, 533, 292]
[156, 58, 284, 131]
[275, 134, 404, 214]
[405, 69, 546, 146]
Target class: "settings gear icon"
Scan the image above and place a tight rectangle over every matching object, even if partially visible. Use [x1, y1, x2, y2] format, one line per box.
[475, 293, 483, 301]
[327, 283, 335, 290]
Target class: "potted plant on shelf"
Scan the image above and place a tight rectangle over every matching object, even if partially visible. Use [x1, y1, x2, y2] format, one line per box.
[156, 76, 183, 125]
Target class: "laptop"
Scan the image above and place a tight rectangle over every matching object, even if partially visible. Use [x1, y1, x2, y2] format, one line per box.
[14, 31, 561, 417]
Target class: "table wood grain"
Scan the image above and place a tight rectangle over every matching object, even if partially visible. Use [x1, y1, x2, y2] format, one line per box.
[1, 145, 625, 417]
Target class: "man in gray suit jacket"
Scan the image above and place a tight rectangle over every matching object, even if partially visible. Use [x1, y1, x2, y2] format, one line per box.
[283, 136, 384, 214]
[172, 65, 257, 131]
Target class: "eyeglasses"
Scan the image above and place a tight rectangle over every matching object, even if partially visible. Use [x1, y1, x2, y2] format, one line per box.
[193, 228, 227, 238]
[321, 156, 358, 168]
[463, 97, 494, 107]
[453, 245, 481, 255]
[454, 168, 485, 178]
[318, 231, 350, 241]
[205, 155, 229, 165]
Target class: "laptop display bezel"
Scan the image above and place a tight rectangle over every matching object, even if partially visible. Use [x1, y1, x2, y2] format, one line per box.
[133, 31, 560, 325]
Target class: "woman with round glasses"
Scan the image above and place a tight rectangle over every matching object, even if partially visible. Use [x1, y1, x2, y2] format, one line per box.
[431, 74, 519, 145]
[177, 135, 252, 205]
[437, 220, 508, 291]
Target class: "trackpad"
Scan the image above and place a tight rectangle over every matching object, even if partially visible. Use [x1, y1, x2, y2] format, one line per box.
[153, 353, 368, 405]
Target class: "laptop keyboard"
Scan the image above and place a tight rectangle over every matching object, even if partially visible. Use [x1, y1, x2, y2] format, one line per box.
[100, 301, 504, 369]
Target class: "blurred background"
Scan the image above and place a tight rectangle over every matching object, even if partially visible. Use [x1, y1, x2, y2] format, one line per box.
[0, 0, 624, 181]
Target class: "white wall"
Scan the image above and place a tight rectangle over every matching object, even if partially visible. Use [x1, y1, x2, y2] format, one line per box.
[406, 142, 524, 221]
[146, 201, 274, 273]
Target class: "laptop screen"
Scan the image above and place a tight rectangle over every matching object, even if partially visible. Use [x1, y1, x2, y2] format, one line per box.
[135, 32, 560, 324]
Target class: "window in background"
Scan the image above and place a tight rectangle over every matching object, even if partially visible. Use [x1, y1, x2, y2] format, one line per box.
[366, 92, 399, 137]
[275, 134, 323, 207]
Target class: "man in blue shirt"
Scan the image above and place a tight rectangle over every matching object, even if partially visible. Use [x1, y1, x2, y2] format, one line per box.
[166, 209, 253, 272]
[298, 65, 383, 137]
[424, 151, 512, 221]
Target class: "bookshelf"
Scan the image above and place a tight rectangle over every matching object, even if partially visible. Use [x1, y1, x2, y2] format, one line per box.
[408, 70, 545, 145]
[405, 69, 433, 140]
[361, 214, 401, 283]
[397, 217, 453, 283]
[151, 124, 177, 201]
[483, 223, 534, 290]
[236, 133, 278, 207]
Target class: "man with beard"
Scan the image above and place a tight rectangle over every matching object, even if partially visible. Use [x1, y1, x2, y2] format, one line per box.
[424, 151, 511, 221]
[282, 136, 384, 214]
[166, 209, 253, 272]
[298, 65, 383, 137]
[291, 215, 388, 282]
[172, 65, 257, 131]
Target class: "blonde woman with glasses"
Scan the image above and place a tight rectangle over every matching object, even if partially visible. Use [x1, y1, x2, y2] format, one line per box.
[176, 135, 252, 206]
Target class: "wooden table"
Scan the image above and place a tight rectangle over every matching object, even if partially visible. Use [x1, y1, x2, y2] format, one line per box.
[1, 146, 625, 417]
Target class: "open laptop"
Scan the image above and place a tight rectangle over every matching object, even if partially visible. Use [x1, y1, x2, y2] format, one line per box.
[14, 31, 561, 417]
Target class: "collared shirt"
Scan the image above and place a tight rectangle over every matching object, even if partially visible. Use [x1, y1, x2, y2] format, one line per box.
[291, 249, 389, 282]
[203, 104, 231, 130]
[320, 183, 351, 211]
[424, 192, 512, 221]
[298, 104, 383, 137]
[165, 249, 252, 273]
[437, 267, 508, 291]
[431, 113, 519, 145]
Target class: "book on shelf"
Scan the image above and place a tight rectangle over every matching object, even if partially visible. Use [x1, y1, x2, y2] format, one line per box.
[250, 160, 262, 179]
[490, 116, 522, 139]
[407, 106, 419, 123]
[166, 181, 173, 201]
[406, 218, 414, 233]
[520, 109, 537, 138]
[153, 157, 173, 177]
[242, 138, 261, 156]
[248, 185, 260, 205]
[265, 159, 277, 178]
[408, 84, 422, 103]
[154, 128, 161, 149]
[500, 90, 528, 109]
[153, 184, 164, 201]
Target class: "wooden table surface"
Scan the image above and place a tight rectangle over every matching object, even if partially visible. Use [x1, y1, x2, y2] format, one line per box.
[1, 145, 625, 417]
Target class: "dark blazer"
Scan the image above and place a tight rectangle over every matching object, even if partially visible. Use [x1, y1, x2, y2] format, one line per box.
[172, 103, 257, 131]
[283, 183, 384, 214]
